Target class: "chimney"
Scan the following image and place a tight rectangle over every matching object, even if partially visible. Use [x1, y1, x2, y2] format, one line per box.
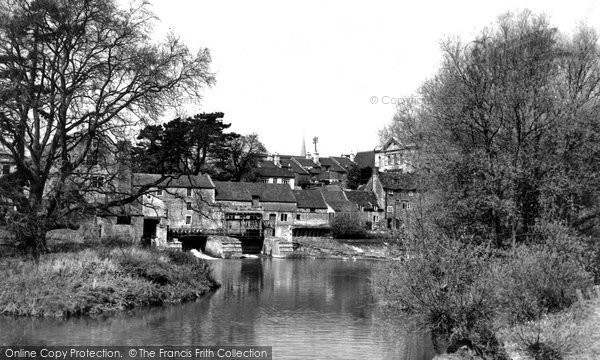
[274, 153, 280, 167]
[312, 152, 319, 164]
[371, 167, 379, 192]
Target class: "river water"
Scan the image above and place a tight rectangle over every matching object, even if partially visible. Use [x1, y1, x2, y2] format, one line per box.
[0, 258, 436, 359]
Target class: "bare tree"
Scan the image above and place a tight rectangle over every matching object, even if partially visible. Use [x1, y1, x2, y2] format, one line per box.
[0, 0, 214, 254]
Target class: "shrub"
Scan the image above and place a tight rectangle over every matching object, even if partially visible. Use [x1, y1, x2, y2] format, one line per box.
[494, 243, 592, 324]
[331, 213, 367, 239]
[509, 309, 584, 360]
[375, 236, 507, 359]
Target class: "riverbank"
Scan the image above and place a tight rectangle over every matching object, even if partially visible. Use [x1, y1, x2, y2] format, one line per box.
[0, 246, 220, 317]
[290, 237, 403, 260]
[497, 299, 600, 360]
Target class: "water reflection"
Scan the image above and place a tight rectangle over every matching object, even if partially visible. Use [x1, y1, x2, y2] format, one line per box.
[0, 258, 436, 359]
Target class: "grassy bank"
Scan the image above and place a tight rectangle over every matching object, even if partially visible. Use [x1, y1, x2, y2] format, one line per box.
[0, 246, 219, 317]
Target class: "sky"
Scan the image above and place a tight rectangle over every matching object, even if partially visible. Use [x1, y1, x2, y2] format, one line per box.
[141, 0, 600, 156]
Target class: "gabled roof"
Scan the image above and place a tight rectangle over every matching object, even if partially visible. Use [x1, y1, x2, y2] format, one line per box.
[294, 157, 319, 168]
[331, 156, 355, 170]
[255, 167, 295, 178]
[293, 190, 328, 209]
[257, 160, 280, 168]
[282, 158, 310, 175]
[320, 189, 356, 212]
[344, 190, 381, 211]
[318, 170, 342, 181]
[133, 173, 215, 189]
[379, 172, 417, 190]
[318, 157, 346, 173]
[214, 181, 296, 203]
[354, 151, 375, 169]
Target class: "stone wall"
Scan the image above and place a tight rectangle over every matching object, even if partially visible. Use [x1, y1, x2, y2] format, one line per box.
[97, 215, 144, 243]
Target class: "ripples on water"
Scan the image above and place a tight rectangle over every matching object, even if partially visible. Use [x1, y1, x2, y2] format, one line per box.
[0, 258, 436, 360]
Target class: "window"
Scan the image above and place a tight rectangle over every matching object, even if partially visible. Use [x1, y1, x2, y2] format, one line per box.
[186, 201, 193, 210]
[116, 216, 131, 225]
[387, 205, 393, 213]
[252, 195, 260, 208]
[373, 215, 379, 223]
[187, 188, 193, 196]
[86, 151, 98, 166]
[310, 208, 316, 213]
[402, 202, 411, 210]
[387, 190, 394, 195]
[91, 176, 104, 187]
[296, 214, 301, 220]
[280, 213, 288, 222]
[269, 213, 276, 221]
[1, 165, 9, 175]
[260, 178, 269, 183]
[185, 215, 192, 225]
[283, 178, 290, 184]
[156, 189, 163, 196]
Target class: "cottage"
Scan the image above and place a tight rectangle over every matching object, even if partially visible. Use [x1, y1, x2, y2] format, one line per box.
[292, 189, 332, 237]
[343, 190, 384, 230]
[214, 181, 297, 242]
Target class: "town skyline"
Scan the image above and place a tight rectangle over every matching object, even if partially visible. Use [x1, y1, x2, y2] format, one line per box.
[142, 0, 600, 156]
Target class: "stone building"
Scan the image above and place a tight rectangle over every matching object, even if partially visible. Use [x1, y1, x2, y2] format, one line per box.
[364, 170, 418, 230]
[292, 189, 332, 237]
[214, 181, 297, 241]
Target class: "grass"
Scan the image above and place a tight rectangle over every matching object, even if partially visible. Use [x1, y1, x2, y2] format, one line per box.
[0, 246, 220, 317]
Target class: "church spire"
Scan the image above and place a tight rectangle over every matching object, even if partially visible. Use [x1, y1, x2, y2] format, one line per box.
[300, 134, 306, 156]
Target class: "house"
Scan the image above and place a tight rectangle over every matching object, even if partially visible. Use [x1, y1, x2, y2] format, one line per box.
[0, 145, 14, 177]
[132, 173, 220, 247]
[375, 138, 417, 173]
[214, 181, 297, 241]
[292, 189, 332, 237]
[254, 165, 296, 188]
[364, 170, 418, 230]
[343, 190, 384, 230]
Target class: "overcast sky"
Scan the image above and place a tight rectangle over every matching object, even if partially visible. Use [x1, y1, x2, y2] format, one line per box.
[145, 0, 599, 156]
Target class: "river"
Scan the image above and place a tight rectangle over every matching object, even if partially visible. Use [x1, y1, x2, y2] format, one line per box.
[0, 258, 436, 359]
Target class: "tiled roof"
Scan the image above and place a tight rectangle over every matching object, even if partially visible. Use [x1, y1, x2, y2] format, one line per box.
[331, 156, 355, 170]
[294, 157, 319, 168]
[257, 160, 280, 168]
[293, 190, 328, 209]
[318, 157, 346, 173]
[133, 173, 215, 189]
[214, 181, 296, 203]
[344, 190, 380, 211]
[379, 172, 417, 190]
[320, 190, 356, 212]
[255, 167, 295, 178]
[282, 159, 310, 175]
[318, 171, 342, 181]
[354, 151, 375, 169]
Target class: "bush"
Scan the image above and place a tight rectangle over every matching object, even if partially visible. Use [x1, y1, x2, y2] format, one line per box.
[495, 244, 592, 324]
[375, 225, 593, 359]
[375, 236, 507, 359]
[508, 309, 584, 360]
[331, 214, 367, 239]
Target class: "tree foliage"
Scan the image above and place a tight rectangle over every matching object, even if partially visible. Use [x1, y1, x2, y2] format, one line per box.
[0, 0, 214, 254]
[132, 114, 267, 181]
[387, 11, 600, 247]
